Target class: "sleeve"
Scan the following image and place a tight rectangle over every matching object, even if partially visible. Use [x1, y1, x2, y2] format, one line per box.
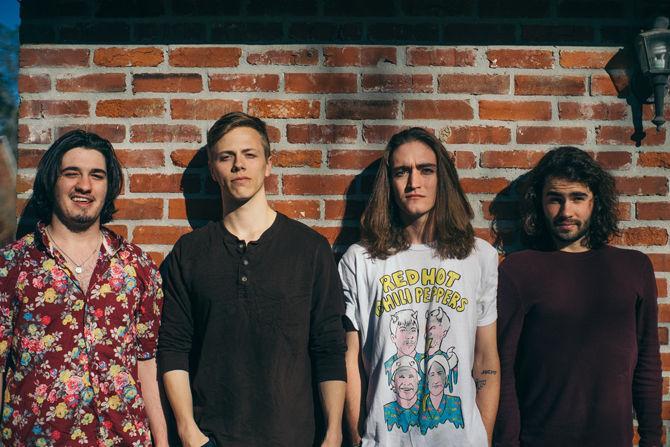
[338, 246, 360, 331]
[477, 241, 499, 326]
[135, 254, 164, 360]
[492, 264, 524, 447]
[156, 242, 194, 373]
[0, 245, 18, 374]
[633, 254, 662, 447]
[308, 237, 347, 383]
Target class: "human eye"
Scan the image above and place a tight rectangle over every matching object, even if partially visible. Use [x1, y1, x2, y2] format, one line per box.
[421, 166, 436, 175]
[61, 170, 78, 178]
[218, 154, 232, 162]
[392, 168, 408, 177]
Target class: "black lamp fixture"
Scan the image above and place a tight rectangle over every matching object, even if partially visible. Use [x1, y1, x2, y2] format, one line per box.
[634, 16, 670, 130]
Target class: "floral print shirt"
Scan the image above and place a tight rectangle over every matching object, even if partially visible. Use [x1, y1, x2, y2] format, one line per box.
[0, 223, 163, 446]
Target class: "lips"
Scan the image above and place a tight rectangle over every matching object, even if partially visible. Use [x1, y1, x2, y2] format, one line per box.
[71, 195, 93, 204]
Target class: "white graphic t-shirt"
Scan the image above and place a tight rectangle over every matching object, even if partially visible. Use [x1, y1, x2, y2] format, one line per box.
[339, 239, 498, 447]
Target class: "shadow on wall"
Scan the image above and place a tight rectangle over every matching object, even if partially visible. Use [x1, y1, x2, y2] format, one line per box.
[0, 137, 16, 245]
[488, 172, 533, 256]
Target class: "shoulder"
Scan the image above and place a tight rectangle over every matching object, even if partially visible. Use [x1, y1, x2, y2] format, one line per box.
[598, 245, 653, 270]
[278, 214, 328, 245]
[473, 238, 498, 259]
[0, 232, 37, 269]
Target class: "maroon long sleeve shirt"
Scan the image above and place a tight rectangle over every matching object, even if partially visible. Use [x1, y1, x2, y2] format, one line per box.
[494, 246, 662, 447]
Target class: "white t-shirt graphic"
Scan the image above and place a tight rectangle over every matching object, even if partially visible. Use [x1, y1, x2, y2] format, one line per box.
[339, 239, 498, 447]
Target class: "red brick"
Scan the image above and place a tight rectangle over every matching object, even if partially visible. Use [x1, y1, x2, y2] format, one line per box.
[130, 125, 201, 143]
[15, 174, 33, 194]
[454, 151, 477, 169]
[270, 200, 320, 220]
[21, 48, 89, 67]
[328, 149, 383, 169]
[615, 176, 668, 196]
[362, 74, 433, 93]
[590, 73, 630, 96]
[642, 104, 670, 121]
[283, 174, 354, 195]
[130, 173, 201, 193]
[313, 226, 359, 245]
[209, 74, 279, 92]
[287, 124, 357, 144]
[324, 199, 367, 220]
[247, 49, 317, 65]
[438, 74, 509, 95]
[636, 203, 670, 220]
[267, 126, 281, 143]
[611, 227, 668, 246]
[169, 47, 240, 67]
[56, 124, 125, 143]
[168, 199, 219, 220]
[56, 73, 126, 92]
[17, 148, 45, 169]
[327, 100, 397, 120]
[460, 177, 510, 194]
[659, 304, 670, 323]
[20, 100, 89, 118]
[115, 198, 164, 220]
[515, 75, 586, 96]
[617, 202, 631, 221]
[170, 99, 242, 120]
[18, 125, 51, 144]
[406, 47, 475, 67]
[96, 99, 164, 118]
[323, 47, 397, 66]
[442, 126, 511, 145]
[479, 100, 551, 121]
[658, 278, 668, 298]
[480, 150, 544, 169]
[18, 74, 50, 93]
[403, 100, 473, 120]
[285, 73, 357, 93]
[132, 226, 191, 245]
[105, 225, 128, 240]
[248, 99, 319, 119]
[265, 175, 279, 195]
[650, 254, 670, 272]
[558, 101, 627, 120]
[638, 152, 670, 168]
[596, 126, 667, 146]
[559, 50, 618, 69]
[362, 125, 410, 144]
[148, 252, 164, 265]
[517, 126, 587, 144]
[116, 149, 164, 168]
[133, 73, 202, 93]
[272, 150, 322, 168]
[661, 352, 670, 370]
[590, 151, 631, 169]
[170, 149, 205, 168]
[94, 47, 163, 67]
[487, 49, 554, 69]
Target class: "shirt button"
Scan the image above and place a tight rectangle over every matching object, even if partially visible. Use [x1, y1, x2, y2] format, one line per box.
[242, 259, 249, 266]
[241, 275, 248, 282]
[238, 243, 244, 249]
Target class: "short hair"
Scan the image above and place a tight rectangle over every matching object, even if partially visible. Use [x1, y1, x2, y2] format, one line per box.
[32, 130, 123, 225]
[520, 146, 619, 249]
[426, 308, 450, 329]
[206, 112, 271, 159]
[390, 309, 419, 337]
[360, 127, 475, 260]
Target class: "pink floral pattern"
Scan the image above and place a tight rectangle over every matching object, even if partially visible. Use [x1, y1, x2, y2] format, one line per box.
[0, 224, 163, 446]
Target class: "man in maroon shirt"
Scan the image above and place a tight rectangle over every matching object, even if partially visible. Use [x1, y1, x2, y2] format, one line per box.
[494, 146, 662, 447]
[0, 130, 167, 446]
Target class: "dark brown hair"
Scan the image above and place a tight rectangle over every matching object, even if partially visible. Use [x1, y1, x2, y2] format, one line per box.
[360, 127, 475, 260]
[32, 130, 123, 225]
[520, 146, 619, 249]
[206, 111, 271, 159]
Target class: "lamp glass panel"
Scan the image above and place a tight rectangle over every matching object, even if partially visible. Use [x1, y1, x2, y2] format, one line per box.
[644, 33, 670, 73]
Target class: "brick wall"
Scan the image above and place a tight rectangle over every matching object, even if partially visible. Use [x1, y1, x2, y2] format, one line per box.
[0, 137, 15, 246]
[16, 42, 670, 443]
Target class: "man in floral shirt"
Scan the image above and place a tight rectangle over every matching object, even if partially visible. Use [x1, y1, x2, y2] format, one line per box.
[0, 130, 167, 446]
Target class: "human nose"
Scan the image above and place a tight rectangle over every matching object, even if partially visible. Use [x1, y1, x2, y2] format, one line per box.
[75, 175, 92, 192]
[231, 156, 245, 172]
[405, 168, 418, 191]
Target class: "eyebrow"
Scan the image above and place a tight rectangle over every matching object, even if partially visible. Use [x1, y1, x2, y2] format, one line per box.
[545, 190, 589, 197]
[61, 166, 107, 174]
[392, 163, 437, 170]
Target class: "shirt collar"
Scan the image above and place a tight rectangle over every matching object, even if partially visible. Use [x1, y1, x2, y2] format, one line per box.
[37, 221, 124, 257]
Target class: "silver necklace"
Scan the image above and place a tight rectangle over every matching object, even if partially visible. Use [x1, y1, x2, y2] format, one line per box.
[45, 226, 101, 274]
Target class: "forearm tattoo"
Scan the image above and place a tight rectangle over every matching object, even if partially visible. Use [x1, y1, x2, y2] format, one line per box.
[474, 370, 498, 392]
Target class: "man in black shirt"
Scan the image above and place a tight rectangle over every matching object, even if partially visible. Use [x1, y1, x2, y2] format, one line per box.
[157, 112, 347, 447]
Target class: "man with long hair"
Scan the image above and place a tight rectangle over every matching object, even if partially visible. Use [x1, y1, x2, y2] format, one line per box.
[0, 130, 167, 446]
[494, 147, 662, 447]
[157, 112, 346, 447]
[340, 127, 500, 446]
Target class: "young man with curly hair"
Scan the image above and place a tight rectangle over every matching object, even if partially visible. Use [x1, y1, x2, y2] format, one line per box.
[494, 147, 662, 447]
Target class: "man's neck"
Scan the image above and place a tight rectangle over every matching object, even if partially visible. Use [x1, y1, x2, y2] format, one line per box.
[222, 191, 276, 243]
[398, 396, 417, 409]
[404, 215, 433, 245]
[554, 236, 590, 253]
[47, 216, 101, 248]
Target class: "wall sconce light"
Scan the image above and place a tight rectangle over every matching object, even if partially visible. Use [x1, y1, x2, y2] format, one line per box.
[634, 16, 670, 130]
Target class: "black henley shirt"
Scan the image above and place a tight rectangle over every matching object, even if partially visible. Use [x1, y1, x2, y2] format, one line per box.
[157, 213, 346, 447]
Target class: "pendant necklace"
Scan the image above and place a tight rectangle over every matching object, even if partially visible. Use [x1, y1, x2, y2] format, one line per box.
[46, 226, 101, 274]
